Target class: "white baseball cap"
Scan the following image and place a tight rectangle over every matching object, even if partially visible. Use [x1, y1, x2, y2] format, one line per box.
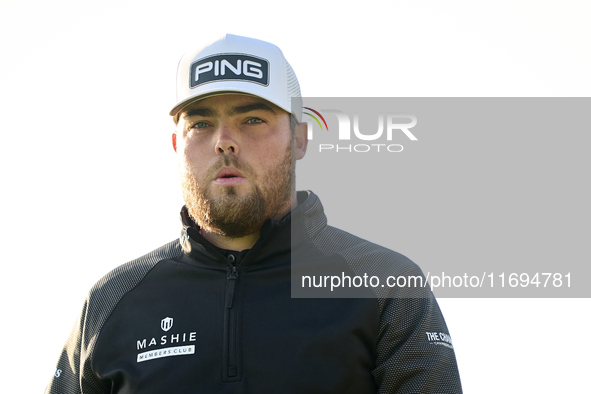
[170, 34, 302, 122]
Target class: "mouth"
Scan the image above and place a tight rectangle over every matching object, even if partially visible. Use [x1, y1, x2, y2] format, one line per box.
[212, 167, 246, 186]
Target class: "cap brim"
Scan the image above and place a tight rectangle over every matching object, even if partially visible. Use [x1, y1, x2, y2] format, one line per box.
[169, 89, 291, 119]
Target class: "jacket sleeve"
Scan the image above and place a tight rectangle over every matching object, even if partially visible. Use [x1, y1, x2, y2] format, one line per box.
[44, 242, 180, 393]
[44, 299, 107, 394]
[372, 268, 463, 393]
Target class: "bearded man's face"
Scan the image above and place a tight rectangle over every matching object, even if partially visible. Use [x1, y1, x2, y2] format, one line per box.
[174, 94, 296, 238]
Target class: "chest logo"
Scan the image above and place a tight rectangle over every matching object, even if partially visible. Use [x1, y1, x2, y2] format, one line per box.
[136, 317, 196, 363]
[161, 317, 173, 332]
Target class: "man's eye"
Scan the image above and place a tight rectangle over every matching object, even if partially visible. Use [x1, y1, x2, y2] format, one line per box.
[190, 121, 209, 129]
[246, 117, 264, 125]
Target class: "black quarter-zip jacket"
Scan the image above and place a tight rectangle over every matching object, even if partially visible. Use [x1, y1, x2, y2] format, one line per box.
[46, 191, 462, 393]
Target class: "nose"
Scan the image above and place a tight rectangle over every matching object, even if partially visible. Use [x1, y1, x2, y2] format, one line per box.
[214, 123, 239, 156]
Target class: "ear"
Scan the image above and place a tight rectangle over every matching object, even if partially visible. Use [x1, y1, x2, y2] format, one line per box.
[294, 122, 308, 160]
[172, 132, 177, 153]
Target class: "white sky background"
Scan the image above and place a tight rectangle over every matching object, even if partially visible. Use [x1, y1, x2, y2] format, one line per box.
[1, 0, 589, 392]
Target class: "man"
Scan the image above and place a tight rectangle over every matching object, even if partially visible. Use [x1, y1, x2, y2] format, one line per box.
[46, 34, 462, 393]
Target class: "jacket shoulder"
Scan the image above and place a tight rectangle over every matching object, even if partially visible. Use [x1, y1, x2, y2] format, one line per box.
[44, 239, 184, 394]
[309, 225, 426, 298]
[83, 240, 183, 345]
[89, 239, 183, 298]
[313, 225, 421, 274]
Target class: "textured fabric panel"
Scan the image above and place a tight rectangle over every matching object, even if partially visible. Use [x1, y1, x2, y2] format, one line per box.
[45, 240, 183, 394]
[302, 194, 328, 240]
[45, 301, 87, 394]
[285, 61, 302, 121]
[302, 196, 463, 393]
[372, 296, 463, 393]
[304, 205, 426, 299]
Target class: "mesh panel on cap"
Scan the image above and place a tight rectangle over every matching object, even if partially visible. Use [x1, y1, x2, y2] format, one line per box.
[286, 61, 302, 121]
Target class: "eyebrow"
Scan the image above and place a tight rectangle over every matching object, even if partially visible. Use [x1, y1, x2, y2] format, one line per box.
[181, 102, 277, 121]
[182, 108, 218, 119]
[227, 103, 277, 116]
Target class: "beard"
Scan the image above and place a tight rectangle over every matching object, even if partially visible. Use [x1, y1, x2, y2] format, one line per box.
[181, 145, 294, 239]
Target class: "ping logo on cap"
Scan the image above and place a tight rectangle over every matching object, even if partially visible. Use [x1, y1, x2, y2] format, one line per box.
[190, 53, 269, 88]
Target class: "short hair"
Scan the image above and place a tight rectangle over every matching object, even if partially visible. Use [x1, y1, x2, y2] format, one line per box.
[290, 113, 297, 136]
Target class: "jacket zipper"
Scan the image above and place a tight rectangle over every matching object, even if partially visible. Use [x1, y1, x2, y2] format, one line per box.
[223, 259, 239, 380]
[226, 266, 238, 308]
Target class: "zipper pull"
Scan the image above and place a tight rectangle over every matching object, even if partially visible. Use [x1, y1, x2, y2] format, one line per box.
[225, 266, 239, 309]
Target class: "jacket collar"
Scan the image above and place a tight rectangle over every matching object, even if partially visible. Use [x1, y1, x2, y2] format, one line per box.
[179, 191, 327, 267]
